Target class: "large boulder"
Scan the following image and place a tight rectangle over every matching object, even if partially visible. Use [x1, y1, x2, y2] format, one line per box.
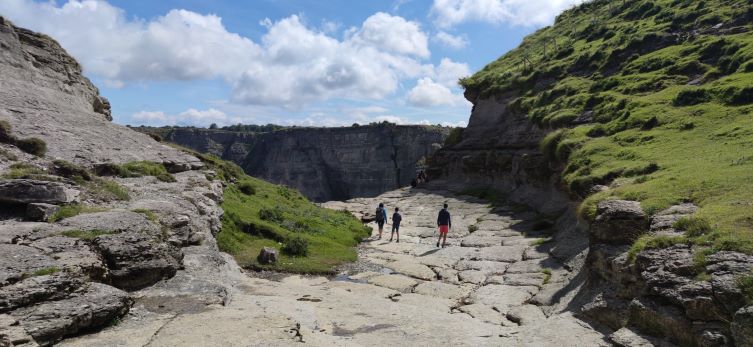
[0, 274, 83, 313]
[257, 247, 278, 265]
[92, 232, 182, 290]
[0, 180, 79, 205]
[11, 283, 131, 346]
[25, 203, 59, 222]
[591, 200, 648, 244]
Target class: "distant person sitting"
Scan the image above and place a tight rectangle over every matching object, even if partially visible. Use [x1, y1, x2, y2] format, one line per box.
[436, 203, 451, 248]
[390, 207, 402, 243]
[375, 203, 388, 239]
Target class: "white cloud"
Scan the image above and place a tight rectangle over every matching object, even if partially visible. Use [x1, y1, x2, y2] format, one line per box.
[431, 0, 586, 28]
[131, 108, 227, 126]
[0, 1, 438, 109]
[434, 58, 471, 87]
[179, 108, 227, 121]
[132, 111, 169, 121]
[433, 31, 468, 49]
[349, 12, 429, 58]
[408, 78, 466, 107]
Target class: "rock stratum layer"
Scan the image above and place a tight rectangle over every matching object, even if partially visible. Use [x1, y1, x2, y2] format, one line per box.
[0, 17, 242, 346]
[142, 125, 449, 201]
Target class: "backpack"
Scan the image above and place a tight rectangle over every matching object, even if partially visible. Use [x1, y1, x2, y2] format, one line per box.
[375, 207, 385, 222]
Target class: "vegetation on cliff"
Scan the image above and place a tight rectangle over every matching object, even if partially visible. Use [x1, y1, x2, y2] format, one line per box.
[461, 0, 753, 255]
[176, 147, 370, 274]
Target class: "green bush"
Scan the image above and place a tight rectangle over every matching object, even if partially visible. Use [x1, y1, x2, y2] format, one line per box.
[738, 272, 753, 304]
[0, 120, 12, 143]
[53, 160, 92, 181]
[468, 224, 478, 233]
[673, 89, 710, 106]
[238, 181, 256, 195]
[283, 236, 309, 256]
[31, 267, 60, 276]
[258, 207, 284, 222]
[444, 127, 464, 147]
[16, 137, 47, 157]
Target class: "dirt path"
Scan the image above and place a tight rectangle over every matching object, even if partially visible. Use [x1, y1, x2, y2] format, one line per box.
[62, 188, 608, 346]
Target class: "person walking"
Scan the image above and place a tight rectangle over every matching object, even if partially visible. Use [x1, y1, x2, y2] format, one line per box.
[389, 207, 402, 243]
[375, 202, 388, 239]
[436, 203, 451, 248]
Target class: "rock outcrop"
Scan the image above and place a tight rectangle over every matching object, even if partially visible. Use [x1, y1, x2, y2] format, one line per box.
[143, 125, 449, 201]
[0, 17, 242, 346]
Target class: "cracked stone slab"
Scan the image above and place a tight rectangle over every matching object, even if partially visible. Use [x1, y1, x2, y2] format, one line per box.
[385, 261, 435, 281]
[471, 245, 525, 262]
[367, 274, 418, 293]
[467, 285, 533, 312]
[413, 281, 471, 300]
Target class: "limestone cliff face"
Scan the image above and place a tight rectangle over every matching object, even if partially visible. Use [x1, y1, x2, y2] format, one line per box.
[156, 125, 449, 201]
[0, 18, 241, 346]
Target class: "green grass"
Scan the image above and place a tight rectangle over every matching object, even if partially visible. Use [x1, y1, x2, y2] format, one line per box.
[628, 234, 689, 262]
[132, 209, 159, 223]
[114, 161, 176, 182]
[541, 268, 552, 285]
[58, 229, 113, 241]
[48, 204, 108, 223]
[738, 272, 753, 305]
[166, 145, 371, 274]
[459, 0, 753, 258]
[532, 237, 553, 246]
[2, 163, 55, 181]
[467, 224, 479, 233]
[31, 267, 60, 276]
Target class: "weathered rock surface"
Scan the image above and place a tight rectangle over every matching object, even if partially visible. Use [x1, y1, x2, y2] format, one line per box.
[144, 125, 450, 201]
[0, 180, 79, 205]
[63, 189, 608, 346]
[93, 232, 182, 291]
[0, 18, 240, 346]
[591, 200, 648, 244]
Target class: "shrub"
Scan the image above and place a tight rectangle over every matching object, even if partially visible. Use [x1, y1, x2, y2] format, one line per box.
[723, 87, 753, 106]
[147, 133, 163, 142]
[2, 163, 48, 180]
[238, 181, 256, 195]
[0, 120, 12, 143]
[283, 236, 309, 256]
[444, 127, 464, 147]
[738, 272, 753, 304]
[258, 207, 284, 222]
[468, 225, 478, 233]
[673, 89, 711, 106]
[53, 160, 92, 181]
[16, 137, 47, 157]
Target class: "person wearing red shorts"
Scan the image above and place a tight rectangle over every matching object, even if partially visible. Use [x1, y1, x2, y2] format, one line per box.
[436, 203, 451, 248]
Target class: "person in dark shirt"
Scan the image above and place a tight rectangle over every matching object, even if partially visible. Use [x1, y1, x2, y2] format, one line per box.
[389, 207, 402, 243]
[375, 203, 387, 239]
[436, 203, 451, 248]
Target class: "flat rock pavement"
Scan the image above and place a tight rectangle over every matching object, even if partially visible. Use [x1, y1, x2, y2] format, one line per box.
[61, 188, 608, 347]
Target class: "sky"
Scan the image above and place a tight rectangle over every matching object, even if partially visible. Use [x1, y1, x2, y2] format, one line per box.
[0, 0, 586, 127]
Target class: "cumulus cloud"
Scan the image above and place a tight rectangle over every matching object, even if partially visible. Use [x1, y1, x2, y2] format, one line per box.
[434, 58, 470, 87]
[408, 78, 465, 107]
[131, 108, 227, 126]
[0, 1, 439, 108]
[431, 0, 586, 28]
[433, 31, 468, 49]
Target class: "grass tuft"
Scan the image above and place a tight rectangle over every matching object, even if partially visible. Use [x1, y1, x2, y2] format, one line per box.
[58, 229, 113, 241]
[48, 205, 108, 223]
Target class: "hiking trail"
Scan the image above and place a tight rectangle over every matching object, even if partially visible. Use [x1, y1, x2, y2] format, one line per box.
[62, 188, 608, 346]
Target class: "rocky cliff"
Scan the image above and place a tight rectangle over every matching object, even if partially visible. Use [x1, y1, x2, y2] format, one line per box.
[0, 17, 242, 346]
[145, 125, 449, 201]
[427, 0, 753, 345]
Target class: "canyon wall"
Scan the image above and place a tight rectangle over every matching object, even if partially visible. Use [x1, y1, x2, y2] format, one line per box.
[150, 125, 450, 201]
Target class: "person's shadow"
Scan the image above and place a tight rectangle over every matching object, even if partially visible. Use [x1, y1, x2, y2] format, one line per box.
[417, 249, 440, 257]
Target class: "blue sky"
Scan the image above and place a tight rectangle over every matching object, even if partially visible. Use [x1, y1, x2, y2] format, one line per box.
[0, 0, 584, 127]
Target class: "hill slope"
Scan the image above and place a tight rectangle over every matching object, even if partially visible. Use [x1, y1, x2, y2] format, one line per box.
[459, 0, 753, 257]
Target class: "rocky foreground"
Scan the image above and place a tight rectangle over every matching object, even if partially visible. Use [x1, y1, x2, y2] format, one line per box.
[61, 188, 612, 346]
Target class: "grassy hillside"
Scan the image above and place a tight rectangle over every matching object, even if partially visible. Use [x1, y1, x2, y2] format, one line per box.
[177, 147, 370, 273]
[460, 0, 753, 255]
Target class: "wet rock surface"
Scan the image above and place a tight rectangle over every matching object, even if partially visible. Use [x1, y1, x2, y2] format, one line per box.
[62, 188, 608, 346]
